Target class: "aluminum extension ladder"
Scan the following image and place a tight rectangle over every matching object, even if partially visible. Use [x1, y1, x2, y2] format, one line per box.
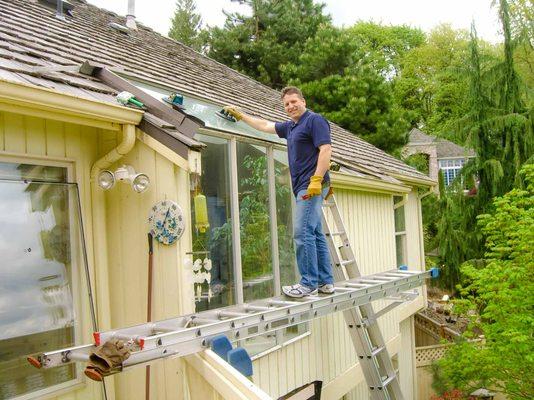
[322, 194, 406, 400]
[28, 195, 433, 399]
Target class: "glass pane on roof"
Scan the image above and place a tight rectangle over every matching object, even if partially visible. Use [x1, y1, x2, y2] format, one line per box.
[131, 78, 286, 145]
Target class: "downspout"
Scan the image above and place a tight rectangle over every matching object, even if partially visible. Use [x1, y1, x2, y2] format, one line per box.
[90, 123, 136, 330]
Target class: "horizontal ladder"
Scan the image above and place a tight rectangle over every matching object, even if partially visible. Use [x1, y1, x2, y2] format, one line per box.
[29, 269, 429, 373]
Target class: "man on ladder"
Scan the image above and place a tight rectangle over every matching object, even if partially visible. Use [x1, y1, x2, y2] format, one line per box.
[224, 86, 335, 298]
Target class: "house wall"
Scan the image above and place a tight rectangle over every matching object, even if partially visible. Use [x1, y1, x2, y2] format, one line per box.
[102, 136, 195, 400]
[249, 187, 426, 399]
[0, 109, 427, 400]
[0, 111, 103, 400]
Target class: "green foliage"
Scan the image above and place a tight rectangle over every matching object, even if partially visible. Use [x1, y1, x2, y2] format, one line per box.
[283, 23, 423, 153]
[204, 0, 330, 88]
[403, 153, 429, 175]
[211, 155, 292, 281]
[393, 24, 483, 138]
[168, 0, 203, 51]
[435, 163, 534, 399]
[433, 0, 533, 289]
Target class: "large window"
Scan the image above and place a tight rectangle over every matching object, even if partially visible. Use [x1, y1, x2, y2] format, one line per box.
[0, 161, 93, 399]
[439, 158, 466, 186]
[191, 134, 308, 356]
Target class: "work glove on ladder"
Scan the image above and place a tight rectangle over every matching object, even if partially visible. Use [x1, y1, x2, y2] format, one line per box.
[84, 339, 131, 381]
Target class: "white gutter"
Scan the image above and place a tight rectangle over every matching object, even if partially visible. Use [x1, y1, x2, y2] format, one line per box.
[330, 170, 412, 195]
[0, 79, 143, 129]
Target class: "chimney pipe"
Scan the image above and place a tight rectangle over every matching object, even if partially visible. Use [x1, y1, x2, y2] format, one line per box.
[56, 0, 66, 20]
[126, 0, 137, 30]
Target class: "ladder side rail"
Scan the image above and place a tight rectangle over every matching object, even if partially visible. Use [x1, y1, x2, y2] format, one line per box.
[322, 195, 404, 400]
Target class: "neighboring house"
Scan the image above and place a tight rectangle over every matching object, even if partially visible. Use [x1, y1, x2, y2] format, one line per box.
[0, 1, 436, 400]
[403, 128, 476, 186]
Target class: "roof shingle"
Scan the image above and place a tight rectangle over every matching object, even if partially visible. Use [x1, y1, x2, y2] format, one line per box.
[0, 0, 433, 184]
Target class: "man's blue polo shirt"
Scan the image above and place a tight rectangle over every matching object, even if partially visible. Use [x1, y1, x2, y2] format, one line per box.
[274, 110, 331, 196]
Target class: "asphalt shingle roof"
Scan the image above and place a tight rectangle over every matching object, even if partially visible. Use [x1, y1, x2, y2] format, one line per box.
[0, 0, 433, 184]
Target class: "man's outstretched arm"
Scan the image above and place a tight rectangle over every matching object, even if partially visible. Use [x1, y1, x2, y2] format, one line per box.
[224, 106, 276, 134]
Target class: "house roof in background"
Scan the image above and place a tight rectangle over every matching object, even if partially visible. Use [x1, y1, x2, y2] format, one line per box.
[0, 0, 434, 185]
[407, 128, 475, 159]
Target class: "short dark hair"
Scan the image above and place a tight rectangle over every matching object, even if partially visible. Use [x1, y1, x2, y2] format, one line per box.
[281, 86, 304, 100]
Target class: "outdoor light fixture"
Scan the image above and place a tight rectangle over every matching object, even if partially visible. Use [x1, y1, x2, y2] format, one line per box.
[97, 165, 150, 193]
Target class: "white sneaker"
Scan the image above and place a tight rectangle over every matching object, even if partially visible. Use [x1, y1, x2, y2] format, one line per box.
[282, 284, 318, 298]
[318, 284, 335, 294]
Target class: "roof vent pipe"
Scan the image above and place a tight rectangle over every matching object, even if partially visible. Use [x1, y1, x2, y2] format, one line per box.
[56, 0, 65, 20]
[126, 0, 137, 30]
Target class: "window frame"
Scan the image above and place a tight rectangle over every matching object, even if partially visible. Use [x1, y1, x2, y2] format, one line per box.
[194, 130, 310, 352]
[393, 195, 407, 267]
[438, 157, 466, 186]
[0, 154, 90, 399]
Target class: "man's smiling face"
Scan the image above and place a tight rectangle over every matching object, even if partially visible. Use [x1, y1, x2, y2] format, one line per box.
[283, 93, 306, 122]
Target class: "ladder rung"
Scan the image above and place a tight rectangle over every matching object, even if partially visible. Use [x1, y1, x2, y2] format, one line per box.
[322, 201, 335, 208]
[378, 374, 397, 389]
[344, 282, 371, 288]
[333, 286, 356, 292]
[326, 231, 345, 236]
[218, 311, 249, 318]
[368, 346, 385, 358]
[245, 305, 271, 312]
[339, 259, 355, 266]
[269, 300, 300, 307]
[191, 317, 220, 325]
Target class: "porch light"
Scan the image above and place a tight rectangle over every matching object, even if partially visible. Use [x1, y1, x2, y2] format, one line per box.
[97, 165, 150, 193]
[97, 170, 115, 190]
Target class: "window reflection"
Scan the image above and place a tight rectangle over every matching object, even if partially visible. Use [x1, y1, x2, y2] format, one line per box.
[191, 135, 234, 311]
[236, 142, 274, 302]
[0, 162, 82, 399]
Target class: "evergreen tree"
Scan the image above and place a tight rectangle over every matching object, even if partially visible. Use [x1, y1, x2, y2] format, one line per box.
[282, 23, 423, 153]
[168, 0, 203, 51]
[435, 0, 533, 290]
[204, 0, 331, 88]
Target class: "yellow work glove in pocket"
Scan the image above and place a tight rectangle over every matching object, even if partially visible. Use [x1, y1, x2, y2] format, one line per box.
[307, 175, 323, 197]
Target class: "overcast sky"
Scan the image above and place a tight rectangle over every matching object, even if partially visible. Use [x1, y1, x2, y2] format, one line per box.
[87, 0, 503, 43]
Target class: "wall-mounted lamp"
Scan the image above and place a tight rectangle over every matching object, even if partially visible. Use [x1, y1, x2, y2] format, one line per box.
[97, 165, 150, 193]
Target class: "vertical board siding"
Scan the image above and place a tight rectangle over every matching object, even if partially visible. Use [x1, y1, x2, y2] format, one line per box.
[0, 112, 101, 400]
[105, 142, 191, 400]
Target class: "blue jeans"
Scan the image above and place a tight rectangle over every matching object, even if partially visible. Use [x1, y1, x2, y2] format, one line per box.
[294, 186, 333, 289]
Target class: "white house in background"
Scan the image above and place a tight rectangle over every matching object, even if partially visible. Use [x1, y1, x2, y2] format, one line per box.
[403, 128, 476, 186]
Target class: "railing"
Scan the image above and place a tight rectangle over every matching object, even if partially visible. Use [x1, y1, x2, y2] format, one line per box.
[414, 312, 460, 343]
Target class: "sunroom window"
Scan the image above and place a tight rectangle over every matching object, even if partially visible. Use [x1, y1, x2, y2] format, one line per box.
[0, 161, 93, 399]
[191, 133, 308, 356]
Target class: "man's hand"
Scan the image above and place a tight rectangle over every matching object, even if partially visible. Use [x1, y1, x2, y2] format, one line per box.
[307, 175, 323, 197]
[223, 105, 244, 121]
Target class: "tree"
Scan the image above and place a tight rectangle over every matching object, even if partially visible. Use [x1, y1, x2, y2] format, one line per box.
[393, 24, 484, 137]
[204, 0, 331, 88]
[168, 0, 203, 51]
[282, 23, 423, 153]
[432, 0, 533, 290]
[434, 164, 534, 399]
